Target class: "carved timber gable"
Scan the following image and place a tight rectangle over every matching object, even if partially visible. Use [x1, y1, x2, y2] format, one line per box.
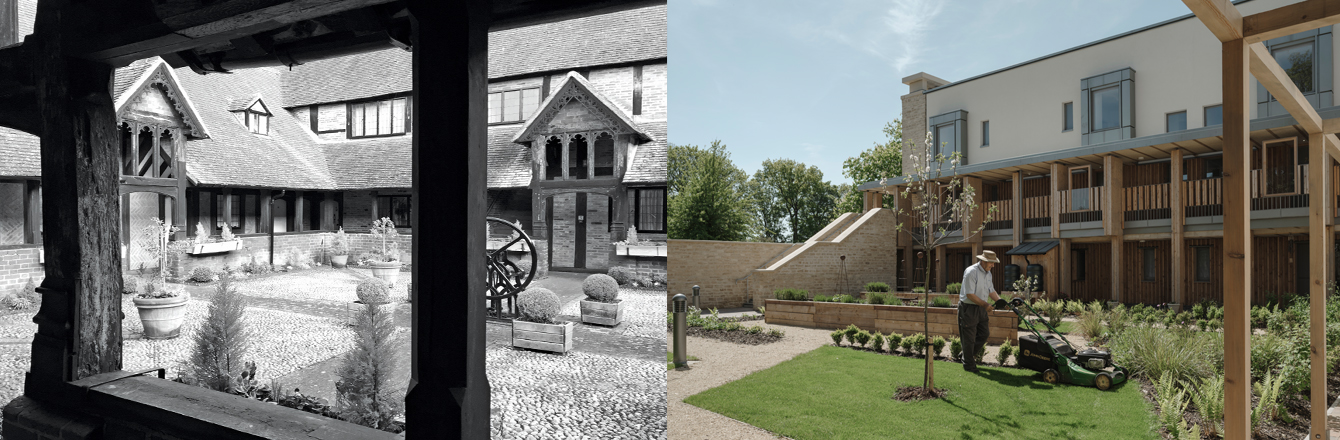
[115, 61, 208, 139]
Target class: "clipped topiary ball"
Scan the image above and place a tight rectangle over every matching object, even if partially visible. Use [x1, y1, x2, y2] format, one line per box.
[356, 279, 391, 304]
[190, 266, 215, 283]
[582, 274, 620, 302]
[517, 287, 560, 323]
[608, 267, 634, 285]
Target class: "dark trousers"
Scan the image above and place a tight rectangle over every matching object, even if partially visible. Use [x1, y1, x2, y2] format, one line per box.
[957, 302, 990, 368]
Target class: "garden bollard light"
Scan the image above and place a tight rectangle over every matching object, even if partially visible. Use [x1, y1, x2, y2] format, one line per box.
[673, 294, 688, 369]
[692, 285, 700, 310]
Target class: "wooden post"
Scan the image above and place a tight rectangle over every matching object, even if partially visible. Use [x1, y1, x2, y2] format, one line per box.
[1171, 149, 1185, 305]
[1105, 155, 1124, 303]
[404, 0, 491, 438]
[1110, 235, 1123, 303]
[221, 188, 233, 231]
[964, 176, 983, 246]
[1222, 38, 1252, 440]
[259, 191, 272, 234]
[1059, 238, 1071, 297]
[1308, 132, 1331, 440]
[174, 131, 187, 240]
[26, 1, 124, 393]
[1051, 163, 1065, 239]
[293, 190, 305, 232]
[23, 180, 40, 244]
[1012, 171, 1023, 247]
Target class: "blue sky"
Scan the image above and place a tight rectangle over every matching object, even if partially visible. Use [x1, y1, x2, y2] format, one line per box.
[669, 0, 1201, 185]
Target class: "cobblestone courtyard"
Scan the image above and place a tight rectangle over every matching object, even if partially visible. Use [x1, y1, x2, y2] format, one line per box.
[0, 268, 666, 440]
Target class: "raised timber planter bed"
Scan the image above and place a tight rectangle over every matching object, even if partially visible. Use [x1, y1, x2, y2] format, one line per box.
[764, 299, 1019, 345]
[512, 320, 575, 354]
[185, 240, 242, 255]
[580, 299, 624, 326]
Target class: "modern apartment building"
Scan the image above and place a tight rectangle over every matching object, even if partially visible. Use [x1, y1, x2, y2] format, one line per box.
[860, 0, 1334, 306]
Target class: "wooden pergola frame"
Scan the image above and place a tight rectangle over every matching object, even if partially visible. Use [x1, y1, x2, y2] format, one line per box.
[1183, 1, 1338, 438]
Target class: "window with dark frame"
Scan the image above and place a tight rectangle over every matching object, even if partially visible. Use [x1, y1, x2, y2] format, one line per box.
[545, 136, 563, 180]
[981, 120, 990, 146]
[1194, 246, 1212, 282]
[569, 134, 589, 180]
[1166, 111, 1187, 132]
[1090, 85, 1121, 131]
[1272, 40, 1315, 94]
[488, 87, 541, 124]
[238, 100, 270, 135]
[633, 188, 666, 233]
[348, 96, 410, 138]
[593, 132, 615, 177]
[377, 195, 412, 228]
[1264, 138, 1299, 195]
[1072, 249, 1086, 281]
[1063, 102, 1074, 131]
[1205, 105, 1223, 126]
[1141, 247, 1156, 282]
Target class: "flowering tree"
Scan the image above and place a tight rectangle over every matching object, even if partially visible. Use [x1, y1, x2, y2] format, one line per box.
[881, 131, 996, 395]
[370, 217, 400, 262]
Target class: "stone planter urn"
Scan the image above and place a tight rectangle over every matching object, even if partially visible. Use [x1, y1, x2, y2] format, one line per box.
[580, 299, 624, 326]
[331, 255, 349, 268]
[133, 294, 190, 339]
[511, 320, 574, 354]
[369, 261, 401, 285]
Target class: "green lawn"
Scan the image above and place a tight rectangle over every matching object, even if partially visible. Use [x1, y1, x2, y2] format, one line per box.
[667, 351, 700, 370]
[684, 346, 1157, 440]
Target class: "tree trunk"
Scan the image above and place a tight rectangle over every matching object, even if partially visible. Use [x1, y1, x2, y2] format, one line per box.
[923, 259, 934, 391]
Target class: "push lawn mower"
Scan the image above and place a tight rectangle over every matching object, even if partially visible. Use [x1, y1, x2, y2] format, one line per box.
[1001, 297, 1128, 391]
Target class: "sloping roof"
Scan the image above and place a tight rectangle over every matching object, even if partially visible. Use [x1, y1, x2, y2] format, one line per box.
[173, 66, 337, 190]
[16, 0, 34, 43]
[0, 126, 39, 178]
[511, 72, 654, 144]
[488, 127, 531, 188]
[320, 137, 413, 190]
[1006, 240, 1060, 256]
[112, 58, 155, 102]
[279, 3, 666, 108]
[624, 120, 666, 184]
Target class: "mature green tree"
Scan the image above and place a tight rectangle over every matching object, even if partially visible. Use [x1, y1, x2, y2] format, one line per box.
[668, 141, 755, 241]
[837, 119, 904, 213]
[752, 159, 840, 243]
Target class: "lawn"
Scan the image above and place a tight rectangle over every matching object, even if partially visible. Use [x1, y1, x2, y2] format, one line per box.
[1020, 320, 1073, 334]
[666, 351, 700, 370]
[684, 345, 1157, 440]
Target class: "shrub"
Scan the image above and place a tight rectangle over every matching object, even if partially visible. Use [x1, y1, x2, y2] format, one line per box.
[183, 275, 249, 392]
[886, 296, 903, 306]
[912, 286, 927, 293]
[866, 292, 886, 305]
[834, 294, 857, 304]
[582, 274, 620, 302]
[336, 301, 404, 430]
[1036, 299, 1066, 328]
[853, 330, 872, 348]
[904, 333, 928, 356]
[1152, 371, 1189, 436]
[931, 296, 952, 308]
[3, 296, 31, 310]
[996, 340, 1014, 366]
[1190, 373, 1225, 437]
[865, 282, 891, 293]
[651, 273, 668, 285]
[1064, 300, 1084, 316]
[871, 332, 885, 352]
[356, 280, 391, 305]
[930, 336, 946, 359]
[18, 277, 36, 303]
[189, 266, 215, 283]
[1111, 326, 1222, 384]
[774, 288, 808, 301]
[945, 283, 962, 296]
[608, 267, 635, 285]
[842, 324, 861, 344]
[122, 274, 141, 295]
[886, 333, 904, 354]
[517, 288, 561, 324]
[974, 344, 986, 365]
[813, 295, 832, 302]
[829, 329, 843, 345]
[1106, 305, 1130, 336]
[900, 333, 917, 354]
[1076, 309, 1106, 341]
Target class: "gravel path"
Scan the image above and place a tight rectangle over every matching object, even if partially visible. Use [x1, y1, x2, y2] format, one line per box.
[231, 268, 409, 303]
[0, 344, 29, 415]
[488, 342, 666, 440]
[0, 313, 35, 340]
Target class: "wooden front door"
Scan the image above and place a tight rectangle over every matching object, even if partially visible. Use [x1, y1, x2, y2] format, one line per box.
[575, 193, 587, 268]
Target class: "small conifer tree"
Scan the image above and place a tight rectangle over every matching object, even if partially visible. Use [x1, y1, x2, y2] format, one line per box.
[336, 302, 403, 430]
[185, 274, 249, 391]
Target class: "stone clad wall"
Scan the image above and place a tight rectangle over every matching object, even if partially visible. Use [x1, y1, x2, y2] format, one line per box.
[667, 239, 794, 309]
[747, 209, 900, 307]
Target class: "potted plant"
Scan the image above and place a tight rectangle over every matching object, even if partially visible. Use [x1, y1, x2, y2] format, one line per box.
[368, 217, 402, 285]
[133, 277, 190, 339]
[187, 222, 242, 254]
[579, 274, 623, 326]
[331, 227, 351, 268]
[511, 287, 574, 354]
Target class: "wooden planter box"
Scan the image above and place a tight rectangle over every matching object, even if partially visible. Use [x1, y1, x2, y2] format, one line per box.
[890, 292, 962, 306]
[764, 299, 1019, 345]
[512, 320, 575, 354]
[580, 299, 624, 326]
[186, 240, 242, 255]
[616, 244, 667, 257]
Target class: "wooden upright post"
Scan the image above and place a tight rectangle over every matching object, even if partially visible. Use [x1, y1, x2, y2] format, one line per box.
[293, 190, 305, 232]
[1059, 238, 1071, 297]
[404, 0, 492, 438]
[1105, 155, 1124, 303]
[1050, 163, 1066, 239]
[1012, 171, 1023, 247]
[1171, 149, 1185, 305]
[1309, 133, 1332, 440]
[26, 0, 123, 394]
[1222, 38, 1252, 440]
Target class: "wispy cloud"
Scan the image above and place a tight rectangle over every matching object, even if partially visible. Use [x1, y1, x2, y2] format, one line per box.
[883, 0, 945, 72]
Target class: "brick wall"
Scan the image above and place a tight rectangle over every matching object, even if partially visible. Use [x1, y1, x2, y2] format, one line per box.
[551, 193, 576, 267]
[607, 254, 665, 279]
[748, 209, 900, 306]
[585, 195, 610, 268]
[667, 239, 794, 309]
[901, 91, 927, 165]
[0, 245, 43, 295]
[169, 232, 416, 278]
[342, 189, 412, 233]
[636, 63, 667, 123]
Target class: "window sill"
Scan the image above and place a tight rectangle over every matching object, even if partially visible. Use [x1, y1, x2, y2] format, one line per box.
[1062, 129, 1073, 133]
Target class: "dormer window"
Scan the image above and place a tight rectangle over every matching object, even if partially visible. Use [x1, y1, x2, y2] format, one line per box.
[348, 96, 410, 138]
[235, 100, 270, 135]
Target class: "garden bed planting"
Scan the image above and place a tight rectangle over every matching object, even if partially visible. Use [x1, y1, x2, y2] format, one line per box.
[669, 307, 784, 345]
[764, 299, 1018, 345]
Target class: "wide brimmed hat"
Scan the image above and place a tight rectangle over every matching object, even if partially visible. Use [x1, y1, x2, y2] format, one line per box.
[976, 250, 1000, 264]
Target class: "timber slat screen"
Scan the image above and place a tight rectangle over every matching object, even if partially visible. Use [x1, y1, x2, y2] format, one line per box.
[1184, 178, 1223, 217]
[1059, 186, 1103, 223]
[1123, 183, 1171, 221]
[983, 199, 1013, 230]
[1248, 164, 1309, 210]
[1022, 195, 1050, 228]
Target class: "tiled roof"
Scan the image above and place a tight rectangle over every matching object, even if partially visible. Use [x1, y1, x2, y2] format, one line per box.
[321, 137, 413, 190]
[488, 126, 531, 188]
[279, 3, 666, 108]
[623, 120, 666, 184]
[112, 58, 155, 102]
[0, 126, 39, 178]
[173, 66, 338, 190]
[17, 0, 34, 42]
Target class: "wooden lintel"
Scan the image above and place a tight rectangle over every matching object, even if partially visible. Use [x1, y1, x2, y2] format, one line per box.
[1249, 42, 1323, 133]
[1183, 0, 1244, 42]
[1244, 0, 1340, 44]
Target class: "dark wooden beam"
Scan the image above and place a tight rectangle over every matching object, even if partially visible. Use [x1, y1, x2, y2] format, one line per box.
[404, 0, 491, 437]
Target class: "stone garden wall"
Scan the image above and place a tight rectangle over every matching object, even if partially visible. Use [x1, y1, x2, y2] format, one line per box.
[667, 239, 795, 309]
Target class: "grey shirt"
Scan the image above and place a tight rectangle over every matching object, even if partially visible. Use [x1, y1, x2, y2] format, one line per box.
[960, 262, 996, 305]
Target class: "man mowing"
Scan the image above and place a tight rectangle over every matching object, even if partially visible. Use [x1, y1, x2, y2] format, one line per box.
[958, 250, 1002, 372]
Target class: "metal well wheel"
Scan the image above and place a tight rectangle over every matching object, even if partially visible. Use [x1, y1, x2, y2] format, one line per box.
[485, 217, 537, 318]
